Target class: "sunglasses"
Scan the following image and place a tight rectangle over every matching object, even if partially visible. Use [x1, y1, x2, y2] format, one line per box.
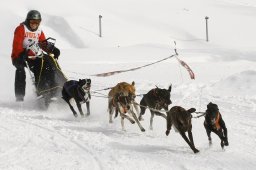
[29, 20, 41, 25]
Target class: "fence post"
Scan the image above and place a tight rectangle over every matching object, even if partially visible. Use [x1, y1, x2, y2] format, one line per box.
[205, 16, 209, 42]
[99, 15, 102, 37]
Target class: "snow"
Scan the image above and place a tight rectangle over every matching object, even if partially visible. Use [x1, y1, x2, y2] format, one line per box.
[0, 0, 256, 169]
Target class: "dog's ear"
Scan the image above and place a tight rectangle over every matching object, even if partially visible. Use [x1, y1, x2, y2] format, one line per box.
[86, 79, 91, 84]
[168, 84, 172, 92]
[78, 79, 86, 86]
[79, 79, 84, 83]
[131, 81, 135, 86]
[78, 79, 82, 86]
[187, 108, 196, 114]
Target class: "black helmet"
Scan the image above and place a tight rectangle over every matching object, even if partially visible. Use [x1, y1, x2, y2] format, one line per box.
[25, 10, 41, 31]
[26, 10, 41, 21]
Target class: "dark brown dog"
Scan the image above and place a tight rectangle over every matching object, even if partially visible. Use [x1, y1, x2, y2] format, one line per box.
[166, 106, 199, 153]
[138, 85, 172, 130]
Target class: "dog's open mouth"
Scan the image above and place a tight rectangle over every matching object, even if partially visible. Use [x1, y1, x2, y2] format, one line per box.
[82, 85, 91, 91]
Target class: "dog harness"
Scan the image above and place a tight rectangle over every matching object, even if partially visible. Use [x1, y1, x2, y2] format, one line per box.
[64, 80, 77, 96]
[64, 80, 86, 102]
[215, 112, 221, 130]
[205, 111, 221, 130]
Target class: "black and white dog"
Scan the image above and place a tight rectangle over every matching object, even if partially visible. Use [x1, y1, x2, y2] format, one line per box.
[138, 85, 172, 130]
[62, 79, 91, 117]
[204, 102, 229, 149]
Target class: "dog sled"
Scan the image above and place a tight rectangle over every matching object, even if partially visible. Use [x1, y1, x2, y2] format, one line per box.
[25, 38, 67, 108]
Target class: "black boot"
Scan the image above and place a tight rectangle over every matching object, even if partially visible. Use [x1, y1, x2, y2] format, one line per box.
[15, 68, 26, 102]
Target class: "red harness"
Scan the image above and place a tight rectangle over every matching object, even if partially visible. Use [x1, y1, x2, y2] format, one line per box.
[214, 112, 221, 130]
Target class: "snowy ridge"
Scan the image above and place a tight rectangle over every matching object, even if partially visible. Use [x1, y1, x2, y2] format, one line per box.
[211, 70, 256, 96]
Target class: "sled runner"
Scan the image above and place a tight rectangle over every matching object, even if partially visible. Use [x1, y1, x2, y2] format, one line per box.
[25, 38, 67, 107]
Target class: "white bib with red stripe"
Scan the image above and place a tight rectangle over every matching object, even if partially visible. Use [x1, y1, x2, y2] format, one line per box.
[23, 24, 42, 49]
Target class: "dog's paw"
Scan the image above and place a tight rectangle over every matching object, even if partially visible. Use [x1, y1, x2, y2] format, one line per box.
[193, 148, 200, 154]
[221, 141, 225, 149]
[73, 112, 78, 117]
[209, 141, 212, 146]
[208, 137, 212, 145]
[131, 120, 135, 124]
[165, 130, 170, 136]
[138, 116, 144, 121]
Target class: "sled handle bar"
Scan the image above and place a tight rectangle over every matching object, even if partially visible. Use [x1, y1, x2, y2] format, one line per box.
[27, 53, 55, 59]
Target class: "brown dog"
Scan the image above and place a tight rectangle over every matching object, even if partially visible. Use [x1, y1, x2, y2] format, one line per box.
[109, 81, 136, 119]
[108, 81, 145, 132]
[108, 81, 136, 98]
[166, 106, 199, 153]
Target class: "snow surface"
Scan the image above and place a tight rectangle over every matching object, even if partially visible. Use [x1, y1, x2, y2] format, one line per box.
[0, 0, 256, 169]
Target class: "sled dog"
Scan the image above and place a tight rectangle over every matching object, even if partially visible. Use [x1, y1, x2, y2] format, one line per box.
[108, 81, 145, 132]
[62, 79, 91, 117]
[138, 85, 172, 130]
[166, 106, 199, 153]
[204, 102, 229, 148]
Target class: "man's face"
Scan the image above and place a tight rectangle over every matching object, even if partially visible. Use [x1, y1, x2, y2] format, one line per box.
[29, 19, 41, 31]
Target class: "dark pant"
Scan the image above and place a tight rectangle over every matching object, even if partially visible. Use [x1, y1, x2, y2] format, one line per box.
[13, 58, 26, 100]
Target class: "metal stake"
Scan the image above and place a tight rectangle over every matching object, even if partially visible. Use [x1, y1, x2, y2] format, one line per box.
[99, 15, 102, 37]
[205, 16, 209, 42]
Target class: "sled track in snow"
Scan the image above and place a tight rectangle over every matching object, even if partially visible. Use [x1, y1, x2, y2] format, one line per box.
[17, 116, 104, 170]
[0, 124, 31, 161]
[0, 110, 103, 170]
[0, 111, 38, 169]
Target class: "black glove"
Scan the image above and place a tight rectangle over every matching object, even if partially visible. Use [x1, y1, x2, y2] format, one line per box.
[12, 50, 27, 69]
[52, 47, 60, 59]
[20, 50, 28, 60]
